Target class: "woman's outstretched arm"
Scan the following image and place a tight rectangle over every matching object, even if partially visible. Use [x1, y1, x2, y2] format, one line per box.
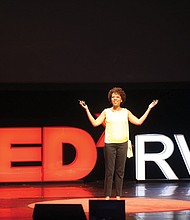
[128, 99, 158, 126]
[79, 100, 106, 127]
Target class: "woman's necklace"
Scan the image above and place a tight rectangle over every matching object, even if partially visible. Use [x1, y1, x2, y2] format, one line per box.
[112, 107, 122, 112]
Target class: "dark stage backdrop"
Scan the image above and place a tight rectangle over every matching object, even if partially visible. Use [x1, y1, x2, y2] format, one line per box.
[0, 82, 190, 181]
[0, 0, 190, 83]
[0, 0, 190, 182]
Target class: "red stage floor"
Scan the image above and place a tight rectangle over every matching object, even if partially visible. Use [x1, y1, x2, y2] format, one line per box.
[1, 181, 190, 219]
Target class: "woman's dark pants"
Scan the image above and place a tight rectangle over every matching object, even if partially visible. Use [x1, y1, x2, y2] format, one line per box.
[104, 141, 128, 197]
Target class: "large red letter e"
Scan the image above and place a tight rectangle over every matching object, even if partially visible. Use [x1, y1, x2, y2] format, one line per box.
[0, 128, 42, 182]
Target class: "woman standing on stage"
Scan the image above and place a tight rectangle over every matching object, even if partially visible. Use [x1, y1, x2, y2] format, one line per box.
[79, 87, 158, 200]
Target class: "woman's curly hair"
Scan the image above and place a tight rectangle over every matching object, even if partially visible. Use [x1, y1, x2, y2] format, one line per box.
[108, 87, 126, 105]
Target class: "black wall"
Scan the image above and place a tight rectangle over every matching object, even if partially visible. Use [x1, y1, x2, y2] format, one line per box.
[0, 0, 189, 83]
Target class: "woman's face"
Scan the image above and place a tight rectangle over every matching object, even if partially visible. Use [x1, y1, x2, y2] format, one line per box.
[111, 92, 122, 107]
